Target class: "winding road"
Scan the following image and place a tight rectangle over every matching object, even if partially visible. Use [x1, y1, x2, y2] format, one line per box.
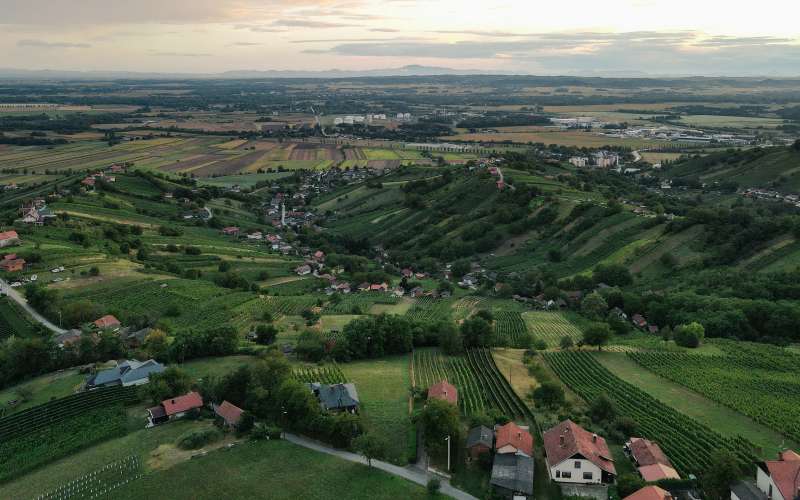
[283, 433, 478, 500]
[0, 277, 66, 334]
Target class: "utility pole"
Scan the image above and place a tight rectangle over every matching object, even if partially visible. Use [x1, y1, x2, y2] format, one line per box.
[445, 435, 451, 472]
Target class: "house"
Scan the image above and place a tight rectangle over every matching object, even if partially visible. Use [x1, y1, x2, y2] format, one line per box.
[624, 486, 673, 500]
[221, 227, 240, 236]
[246, 232, 263, 241]
[122, 327, 151, 348]
[626, 437, 680, 481]
[313, 250, 325, 262]
[731, 481, 769, 500]
[401, 268, 414, 278]
[93, 314, 121, 331]
[428, 380, 458, 406]
[409, 286, 424, 298]
[0, 230, 21, 248]
[0, 257, 25, 273]
[466, 425, 495, 460]
[81, 177, 96, 187]
[491, 453, 534, 498]
[86, 359, 165, 389]
[755, 450, 800, 500]
[213, 400, 245, 429]
[495, 422, 534, 457]
[358, 282, 370, 292]
[648, 325, 660, 335]
[543, 420, 617, 484]
[295, 264, 312, 276]
[54, 329, 83, 348]
[308, 382, 360, 413]
[369, 283, 389, 292]
[148, 391, 204, 426]
[335, 282, 351, 294]
[632, 314, 648, 329]
[610, 307, 628, 320]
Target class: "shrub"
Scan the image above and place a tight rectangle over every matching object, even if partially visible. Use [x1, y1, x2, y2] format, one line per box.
[427, 478, 441, 495]
[176, 428, 222, 450]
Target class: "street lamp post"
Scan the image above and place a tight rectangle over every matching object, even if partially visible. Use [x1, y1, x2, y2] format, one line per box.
[445, 435, 451, 472]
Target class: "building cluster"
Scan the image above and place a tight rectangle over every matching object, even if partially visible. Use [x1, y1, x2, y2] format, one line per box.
[743, 188, 800, 208]
[569, 151, 620, 168]
[332, 113, 410, 126]
[732, 450, 800, 500]
[603, 126, 755, 146]
[17, 198, 56, 226]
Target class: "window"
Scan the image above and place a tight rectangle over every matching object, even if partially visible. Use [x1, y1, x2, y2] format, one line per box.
[562, 471, 572, 479]
[575, 461, 582, 469]
[556, 471, 561, 478]
[583, 472, 593, 480]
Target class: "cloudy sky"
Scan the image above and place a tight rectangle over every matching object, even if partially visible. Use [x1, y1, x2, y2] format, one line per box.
[1, 0, 799, 76]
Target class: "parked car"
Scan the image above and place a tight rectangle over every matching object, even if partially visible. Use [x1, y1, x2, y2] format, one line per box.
[10, 282, 22, 288]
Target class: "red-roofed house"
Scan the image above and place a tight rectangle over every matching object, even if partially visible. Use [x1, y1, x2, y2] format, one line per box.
[162, 392, 204, 418]
[495, 422, 534, 457]
[0, 230, 20, 248]
[93, 315, 121, 331]
[543, 420, 617, 484]
[626, 437, 680, 481]
[624, 486, 673, 500]
[213, 400, 244, 428]
[428, 380, 458, 406]
[0, 257, 25, 273]
[313, 250, 325, 262]
[401, 268, 413, 278]
[221, 227, 240, 236]
[756, 450, 800, 500]
[370, 283, 389, 292]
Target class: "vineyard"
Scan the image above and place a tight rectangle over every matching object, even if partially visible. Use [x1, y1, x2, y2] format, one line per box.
[543, 351, 756, 477]
[493, 311, 528, 347]
[0, 405, 128, 483]
[260, 295, 322, 317]
[413, 348, 534, 422]
[0, 385, 138, 442]
[406, 297, 453, 322]
[323, 295, 398, 315]
[0, 298, 36, 340]
[293, 364, 348, 385]
[629, 344, 800, 443]
[522, 311, 583, 347]
[36, 455, 143, 500]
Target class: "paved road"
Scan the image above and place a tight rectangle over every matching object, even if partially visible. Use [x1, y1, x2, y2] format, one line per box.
[283, 433, 478, 500]
[0, 278, 66, 334]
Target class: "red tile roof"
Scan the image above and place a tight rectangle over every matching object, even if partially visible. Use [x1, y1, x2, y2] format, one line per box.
[428, 380, 458, 405]
[764, 450, 800, 500]
[629, 437, 673, 467]
[162, 392, 204, 416]
[495, 422, 534, 456]
[0, 230, 19, 241]
[214, 400, 244, 426]
[93, 315, 121, 329]
[543, 420, 616, 475]
[624, 486, 672, 500]
[638, 464, 680, 481]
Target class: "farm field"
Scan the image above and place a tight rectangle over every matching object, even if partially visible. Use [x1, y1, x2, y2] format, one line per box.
[115, 439, 429, 500]
[522, 311, 583, 348]
[0, 368, 84, 416]
[594, 351, 796, 456]
[445, 129, 662, 148]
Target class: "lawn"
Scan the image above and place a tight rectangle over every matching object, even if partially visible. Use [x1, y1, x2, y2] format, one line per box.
[180, 355, 259, 381]
[594, 352, 795, 455]
[0, 369, 85, 415]
[115, 439, 429, 500]
[340, 355, 413, 465]
[319, 315, 361, 332]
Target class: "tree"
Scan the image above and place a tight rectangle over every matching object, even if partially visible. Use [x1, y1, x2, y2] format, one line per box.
[559, 336, 574, 350]
[617, 473, 646, 498]
[589, 393, 617, 423]
[145, 367, 192, 405]
[674, 322, 705, 348]
[461, 317, 493, 348]
[703, 450, 743, 500]
[532, 382, 565, 408]
[592, 264, 633, 287]
[438, 322, 463, 354]
[583, 323, 611, 351]
[255, 324, 278, 345]
[581, 292, 608, 319]
[352, 433, 387, 467]
[416, 398, 461, 456]
[543, 286, 562, 301]
[793, 138, 800, 152]
[451, 259, 471, 279]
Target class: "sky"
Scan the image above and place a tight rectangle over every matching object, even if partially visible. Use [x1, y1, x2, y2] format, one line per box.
[0, 0, 799, 76]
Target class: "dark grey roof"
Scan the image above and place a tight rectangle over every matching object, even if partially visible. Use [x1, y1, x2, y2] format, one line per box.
[491, 454, 534, 495]
[730, 481, 768, 500]
[309, 383, 359, 411]
[466, 425, 494, 449]
[87, 359, 165, 387]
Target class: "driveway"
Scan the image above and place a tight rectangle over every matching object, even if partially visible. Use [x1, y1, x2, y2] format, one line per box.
[283, 433, 478, 500]
[0, 278, 66, 334]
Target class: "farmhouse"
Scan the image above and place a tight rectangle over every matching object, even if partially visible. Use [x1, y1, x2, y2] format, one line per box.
[86, 359, 165, 389]
[495, 421, 534, 457]
[93, 314, 122, 331]
[54, 329, 83, 348]
[755, 450, 800, 500]
[624, 486, 673, 500]
[543, 420, 616, 484]
[308, 382, 360, 414]
[213, 400, 245, 429]
[221, 226, 240, 236]
[626, 437, 680, 481]
[632, 314, 648, 329]
[148, 391, 205, 426]
[428, 380, 458, 406]
[295, 264, 312, 276]
[0, 256, 25, 272]
[466, 425, 495, 460]
[0, 230, 21, 248]
[491, 453, 535, 499]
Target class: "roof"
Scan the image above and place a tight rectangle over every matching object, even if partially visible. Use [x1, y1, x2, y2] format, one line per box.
[730, 481, 768, 500]
[495, 422, 534, 456]
[428, 380, 458, 405]
[0, 230, 19, 241]
[94, 315, 121, 329]
[638, 463, 680, 481]
[629, 437, 673, 467]
[623, 486, 672, 500]
[162, 391, 204, 416]
[88, 359, 165, 387]
[312, 383, 360, 411]
[490, 453, 534, 495]
[148, 405, 167, 420]
[543, 420, 616, 475]
[214, 400, 244, 426]
[764, 450, 800, 500]
[466, 425, 494, 449]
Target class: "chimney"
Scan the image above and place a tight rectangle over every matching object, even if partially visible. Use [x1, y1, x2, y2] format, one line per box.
[560, 435, 565, 446]
[592, 433, 598, 443]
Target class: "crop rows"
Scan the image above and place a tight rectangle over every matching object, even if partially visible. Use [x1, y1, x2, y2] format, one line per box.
[629, 348, 800, 443]
[406, 297, 453, 322]
[36, 455, 143, 500]
[0, 385, 137, 442]
[261, 296, 321, 317]
[323, 295, 397, 315]
[543, 351, 756, 477]
[465, 349, 534, 422]
[293, 364, 347, 385]
[493, 311, 528, 346]
[523, 311, 582, 348]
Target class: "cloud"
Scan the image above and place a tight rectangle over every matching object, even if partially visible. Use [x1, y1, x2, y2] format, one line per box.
[149, 51, 212, 57]
[17, 39, 91, 48]
[271, 19, 357, 28]
[370, 28, 401, 33]
[230, 42, 262, 46]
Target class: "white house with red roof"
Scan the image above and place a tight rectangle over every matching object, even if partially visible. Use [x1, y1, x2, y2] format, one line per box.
[0, 230, 20, 248]
[756, 450, 800, 500]
[93, 314, 121, 331]
[543, 420, 617, 485]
